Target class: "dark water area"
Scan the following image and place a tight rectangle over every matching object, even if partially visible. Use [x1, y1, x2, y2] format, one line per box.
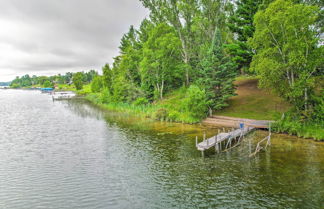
[0, 90, 323, 208]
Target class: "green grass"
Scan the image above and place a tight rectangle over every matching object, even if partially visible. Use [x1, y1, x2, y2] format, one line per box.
[56, 84, 76, 91]
[84, 76, 322, 140]
[85, 87, 202, 124]
[273, 120, 324, 141]
[215, 76, 291, 120]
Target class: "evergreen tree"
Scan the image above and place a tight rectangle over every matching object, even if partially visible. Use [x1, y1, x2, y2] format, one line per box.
[227, 0, 263, 73]
[197, 29, 237, 113]
[118, 26, 142, 86]
[102, 64, 113, 92]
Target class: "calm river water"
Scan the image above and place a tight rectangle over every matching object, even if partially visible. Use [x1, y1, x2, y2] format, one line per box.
[0, 90, 323, 209]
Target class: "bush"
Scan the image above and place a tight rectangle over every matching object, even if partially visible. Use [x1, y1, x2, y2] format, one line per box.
[154, 108, 168, 121]
[273, 111, 324, 140]
[183, 85, 208, 119]
[43, 80, 53, 88]
[91, 76, 103, 93]
[73, 72, 84, 90]
[133, 97, 149, 106]
[100, 88, 111, 104]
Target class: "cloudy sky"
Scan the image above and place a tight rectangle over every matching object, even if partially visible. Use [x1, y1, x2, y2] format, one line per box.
[0, 0, 148, 81]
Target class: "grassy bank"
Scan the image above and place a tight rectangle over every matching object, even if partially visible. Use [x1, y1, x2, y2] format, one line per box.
[82, 76, 323, 141]
[273, 119, 324, 141]
[85, 87, 203, 124]
[215, 76, 291, 120]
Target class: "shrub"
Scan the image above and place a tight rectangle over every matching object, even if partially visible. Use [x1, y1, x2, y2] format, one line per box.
[133, 97, 149, 106]
[91, 76, 103, 93]
[100, 88, 111, 104]
[43, 80, 53, 88]
[73, 72, 84, 90]
[154, 108, 168, 121]
[183, 85, 208, 119]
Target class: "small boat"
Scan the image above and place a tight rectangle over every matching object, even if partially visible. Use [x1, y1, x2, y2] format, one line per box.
[52, 91, 76, 100]
[41, 88, 54, 93]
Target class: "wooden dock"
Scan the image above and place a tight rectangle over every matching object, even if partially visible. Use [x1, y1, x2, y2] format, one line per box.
[203, 115, 273, 129]
[196, 126, 255, 154]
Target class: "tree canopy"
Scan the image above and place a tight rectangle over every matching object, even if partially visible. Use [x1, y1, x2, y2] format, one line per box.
[249, 0, 323, 113]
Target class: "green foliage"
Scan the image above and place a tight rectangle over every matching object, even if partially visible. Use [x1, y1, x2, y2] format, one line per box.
[84, 70, 98, 83]
[9, 71, 97, 89]
[197, 29, 237, 111]
[249, 0, 323, 113]
[73, 72, 84, 90]
[10, 83, 20, 89]
[154, 108, 169, 121]
[133, 97, 149, 106]
[140, 23, 184, 99]
[99, 88, 111, 104]
[43, 80, 53, 88]
[10, 75, 32, 88]
[182, 85, 208, 119]
[91, 76, 103, 93]
[227, 0, 263, 73]
[102, 64, 113, 92]
[273, 111, 324, 140]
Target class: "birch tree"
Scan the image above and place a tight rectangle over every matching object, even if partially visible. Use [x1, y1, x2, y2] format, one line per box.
[249, 0, 323, 111]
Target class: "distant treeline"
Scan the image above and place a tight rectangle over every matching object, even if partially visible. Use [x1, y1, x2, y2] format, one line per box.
[10, 70, 98, 89]
[0, 82, 11, 86]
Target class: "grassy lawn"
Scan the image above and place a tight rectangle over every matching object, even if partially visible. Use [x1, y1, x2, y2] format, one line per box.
[215, 76, 291, 120]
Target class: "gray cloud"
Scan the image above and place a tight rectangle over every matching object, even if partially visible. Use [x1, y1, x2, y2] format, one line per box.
[0, 0, 148, 81]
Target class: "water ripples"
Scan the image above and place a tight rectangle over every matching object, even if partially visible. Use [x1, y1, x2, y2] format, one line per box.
[0, 90, 323, 208]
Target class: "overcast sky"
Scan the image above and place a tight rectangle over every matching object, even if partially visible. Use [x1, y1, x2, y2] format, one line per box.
[0, 0, 148, 81]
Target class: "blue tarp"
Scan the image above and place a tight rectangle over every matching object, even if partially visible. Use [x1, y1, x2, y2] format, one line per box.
[41, 88, 53, 91]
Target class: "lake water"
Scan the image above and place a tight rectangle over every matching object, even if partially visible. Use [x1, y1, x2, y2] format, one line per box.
[0, 90, 323, 208]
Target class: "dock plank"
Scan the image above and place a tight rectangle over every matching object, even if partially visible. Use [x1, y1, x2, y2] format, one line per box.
[197, 127, 254, 151]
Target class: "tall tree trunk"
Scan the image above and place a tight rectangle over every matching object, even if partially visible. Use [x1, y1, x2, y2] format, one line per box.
[160, 79, 164, 99]
[304, 87, 308, 111]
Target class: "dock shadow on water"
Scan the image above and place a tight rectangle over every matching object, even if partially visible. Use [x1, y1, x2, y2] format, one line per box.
[0, 90, 323, 209]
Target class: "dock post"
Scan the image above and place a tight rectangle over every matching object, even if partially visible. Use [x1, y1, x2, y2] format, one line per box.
[201, 151, 205, 157]
[215, 142, 219, 153]
[196, 136, 198, 147]
[223, 127, 225, 132]
[249, 138, 252, 154]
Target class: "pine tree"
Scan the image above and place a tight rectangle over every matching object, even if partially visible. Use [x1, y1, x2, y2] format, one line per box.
[227, 0, 263, 73]
[197, 29, 237, 113]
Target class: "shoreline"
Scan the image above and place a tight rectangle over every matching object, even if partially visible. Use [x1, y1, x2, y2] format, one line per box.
[82, 92, 323, 141]
[3, 88, 323, 141]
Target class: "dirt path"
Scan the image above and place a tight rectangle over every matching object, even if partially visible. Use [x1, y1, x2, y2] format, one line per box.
[203, 115, 273, 129]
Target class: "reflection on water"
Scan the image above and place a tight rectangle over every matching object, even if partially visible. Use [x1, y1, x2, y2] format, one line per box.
[0, 90, 323, 209]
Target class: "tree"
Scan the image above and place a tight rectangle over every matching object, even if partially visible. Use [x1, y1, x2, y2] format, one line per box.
[227, 0, 263, 73]
[73, 72, 84, 90]
[102, 64, 113, 92]
[91, 76, 103, 93]
[43, 80, 53, 88]
[249, 0, 323, 112]
[140, 23, 184, 99]
[84, 70, 98, 83]
[118, 26, 142, 86]
[140, 0, 198, 85]
[65, 72, 73, 84]
[197, 28, 237, 113]
[140, 0, 232, 85]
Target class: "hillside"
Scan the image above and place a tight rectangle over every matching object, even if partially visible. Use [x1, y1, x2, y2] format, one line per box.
[215, 77, 291, 120]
